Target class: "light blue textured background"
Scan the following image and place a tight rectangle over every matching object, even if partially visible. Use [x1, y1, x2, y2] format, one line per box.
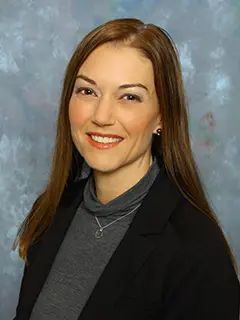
[1, 0, 240, 318]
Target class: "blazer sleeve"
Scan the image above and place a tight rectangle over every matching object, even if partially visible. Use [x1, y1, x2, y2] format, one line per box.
[13, 240, 42, 320]
[13, 263, 28, 320]
[161, 241, 240, 319]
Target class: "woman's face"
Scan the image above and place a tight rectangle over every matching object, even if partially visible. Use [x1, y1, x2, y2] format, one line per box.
[69, 43, 161, 174]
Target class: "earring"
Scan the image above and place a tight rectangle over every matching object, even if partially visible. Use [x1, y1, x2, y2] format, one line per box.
[156, 128, 161, 136]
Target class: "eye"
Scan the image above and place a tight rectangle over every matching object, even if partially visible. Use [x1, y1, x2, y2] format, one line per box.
[122, 94, 142, 102]
[75, 87, 97, 96]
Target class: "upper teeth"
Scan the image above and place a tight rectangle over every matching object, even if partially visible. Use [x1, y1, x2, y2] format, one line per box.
[90, 135, 123, 143]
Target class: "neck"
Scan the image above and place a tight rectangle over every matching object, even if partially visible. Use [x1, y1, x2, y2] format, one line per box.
[93, 155, 153, 204]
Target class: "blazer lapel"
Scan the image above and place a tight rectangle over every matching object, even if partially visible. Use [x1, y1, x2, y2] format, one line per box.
[79, 169, 182, 320]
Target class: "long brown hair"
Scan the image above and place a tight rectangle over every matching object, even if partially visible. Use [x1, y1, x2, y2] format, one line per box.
[13, 18, 238, 274]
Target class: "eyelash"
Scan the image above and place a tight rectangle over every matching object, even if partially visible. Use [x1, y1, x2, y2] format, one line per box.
[74, 87, 143, 102]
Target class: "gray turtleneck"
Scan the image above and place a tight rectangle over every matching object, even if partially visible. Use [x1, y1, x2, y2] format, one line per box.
[30, 157, 160, 319]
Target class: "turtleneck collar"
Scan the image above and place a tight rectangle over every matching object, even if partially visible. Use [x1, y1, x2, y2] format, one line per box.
[82, 156, 161, 217]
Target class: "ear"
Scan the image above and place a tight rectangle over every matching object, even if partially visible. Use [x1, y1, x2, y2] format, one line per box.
[153, 114, 162, 134]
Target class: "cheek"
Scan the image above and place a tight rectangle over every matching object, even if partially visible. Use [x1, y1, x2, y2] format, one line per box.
[68, 97, 89, 126]
[123, 112, 156, 137]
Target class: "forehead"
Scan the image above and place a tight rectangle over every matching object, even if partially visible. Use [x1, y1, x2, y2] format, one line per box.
[78, 44, 155, 87]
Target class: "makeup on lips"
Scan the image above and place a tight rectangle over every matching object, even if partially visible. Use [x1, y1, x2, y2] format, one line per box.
[86, 132, 124, 149]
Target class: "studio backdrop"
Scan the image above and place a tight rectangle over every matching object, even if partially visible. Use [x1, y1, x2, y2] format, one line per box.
[0, 0, 240, 319]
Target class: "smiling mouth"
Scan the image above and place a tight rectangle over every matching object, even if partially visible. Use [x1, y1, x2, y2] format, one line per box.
[86, 134, 124, 149]
[88, 134, 123, 144]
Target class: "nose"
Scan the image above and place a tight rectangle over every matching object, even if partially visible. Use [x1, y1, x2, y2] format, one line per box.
[92, 96, 115, 126]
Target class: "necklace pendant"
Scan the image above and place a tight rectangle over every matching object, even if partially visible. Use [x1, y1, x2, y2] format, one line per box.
[95, 228, 103, 239]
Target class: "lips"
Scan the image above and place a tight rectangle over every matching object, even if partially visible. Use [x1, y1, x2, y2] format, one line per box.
[86, 131, 123, 139]
[86, 134, 123, 150]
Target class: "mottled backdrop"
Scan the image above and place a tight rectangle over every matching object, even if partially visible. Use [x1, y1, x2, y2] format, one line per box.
[1, 0, 240, 318]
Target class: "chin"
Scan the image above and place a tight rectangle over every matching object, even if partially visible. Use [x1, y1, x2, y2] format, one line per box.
[84, 157, 121, 174]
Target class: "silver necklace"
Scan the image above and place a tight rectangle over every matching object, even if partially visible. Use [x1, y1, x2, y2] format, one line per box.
[94, 203, 141, 239]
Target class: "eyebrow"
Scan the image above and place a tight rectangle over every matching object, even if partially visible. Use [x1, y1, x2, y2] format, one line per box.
[75, 74, 149, 92]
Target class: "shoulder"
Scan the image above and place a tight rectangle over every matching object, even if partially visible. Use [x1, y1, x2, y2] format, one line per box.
[169, 196, 230, 257]
[165, 197, 238, 288]
[160, 197, 240, 317]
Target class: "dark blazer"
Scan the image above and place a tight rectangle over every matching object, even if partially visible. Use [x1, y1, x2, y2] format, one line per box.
[14, 169, 240, 319]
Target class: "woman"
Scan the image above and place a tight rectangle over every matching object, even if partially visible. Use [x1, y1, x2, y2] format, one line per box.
[13, 18, 240, 319]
